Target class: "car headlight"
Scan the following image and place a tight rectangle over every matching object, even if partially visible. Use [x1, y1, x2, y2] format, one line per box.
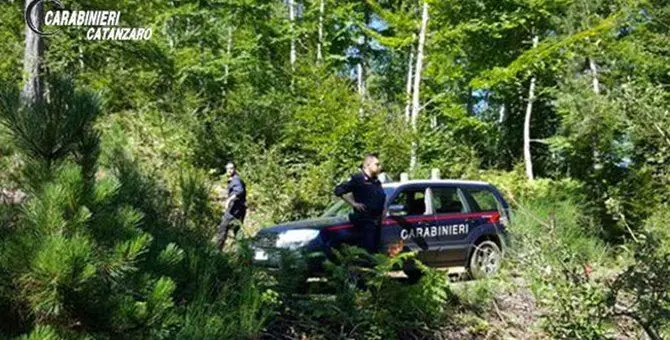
[276, 229, 320, 250]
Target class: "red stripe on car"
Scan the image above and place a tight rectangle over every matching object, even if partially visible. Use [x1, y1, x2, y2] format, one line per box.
[327, 211, 501, 231]
[327, 224, 353, 231]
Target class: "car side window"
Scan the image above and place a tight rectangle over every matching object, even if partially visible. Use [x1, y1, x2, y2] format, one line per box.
[431, 187, 468, 214]
[389, 188, 429, 216]
[466, 188, 500, 212]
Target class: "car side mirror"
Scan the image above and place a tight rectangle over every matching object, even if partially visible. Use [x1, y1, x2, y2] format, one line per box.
[388, 204, 406, 216]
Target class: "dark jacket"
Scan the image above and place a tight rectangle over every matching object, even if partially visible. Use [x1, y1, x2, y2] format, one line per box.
[334, 172, 386, 221]
[227, 174, 246, 217]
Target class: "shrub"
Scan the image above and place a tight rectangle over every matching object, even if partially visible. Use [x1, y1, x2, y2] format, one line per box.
[0, 76, 277, 339]
[606, 231, 670, 340]
[475, 166, 585, 204]
[502, 189, 616, 338]
[508, 198, 608, 274]
[266, 246, 453, 339]
[541, 262, 611, 339]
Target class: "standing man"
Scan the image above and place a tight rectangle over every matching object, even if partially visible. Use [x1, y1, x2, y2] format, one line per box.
[334, 153, 386, 254]
[215, 162, 247, 250]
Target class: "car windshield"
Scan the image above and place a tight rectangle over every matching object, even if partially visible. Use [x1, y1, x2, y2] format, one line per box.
[321, 200, 351, 217]
[321, 186, 396, 217]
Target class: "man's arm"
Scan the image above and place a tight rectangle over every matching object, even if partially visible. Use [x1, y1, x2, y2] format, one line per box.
[341, 192, 366, 212]
[334, 175, 366, 212]
[226, 178, 245, 209]
[224, 195, 236, 209]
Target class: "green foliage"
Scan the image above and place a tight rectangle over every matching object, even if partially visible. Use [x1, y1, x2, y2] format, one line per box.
[18, 325, 62, 340]
[172, 243, 278, 339]
[509, 197, 608, 279]
[449, 278, 498, 315]
[642, 207, 670, 254]
[0, 76, 262, 338]
[267, 246, 453, 338]
[416, 113, 484, 179]
[0, 1, 23, 85]
[503, 192, 614, 337]
[0, 77, 100, 164]
[606, 231, 670, 340]
[503, 182, 670, 339]
[541, 264, 611, 339]
[0, 0, 669, 337]
[549, 78, 625, 173]
[472, 8, 626, 88]
[21, 234, 97, 322]
[476, 166, 585, 203]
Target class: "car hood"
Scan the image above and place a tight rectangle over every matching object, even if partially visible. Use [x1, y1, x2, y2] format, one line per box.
[258, 215, 351, 234]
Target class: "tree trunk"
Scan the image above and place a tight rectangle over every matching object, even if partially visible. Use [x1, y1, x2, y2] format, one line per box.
[289, 0, 296, 68]
[404, 48, 414, 123]
[22, 0, 44, 105]
[467, 86, 473, 115]
[524, 35, 539, 181]
[409, 2, 429, 171]
[357, 61, 365, 94]
[358, 6, 370, 117]
[317, 0, 324, 62]
[225, 26, 232, 85]
[589, 57, 603, 170]
[223, 25, 233, 101]
[589, 57, 600, 94]
[641, 322, 662, 340]
[357, 61, 365, 117]
[498, 104, 506, 123]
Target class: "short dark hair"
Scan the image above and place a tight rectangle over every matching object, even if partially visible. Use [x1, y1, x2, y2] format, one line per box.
[363, 153, 378, 162]
[361, 153, 378, 168]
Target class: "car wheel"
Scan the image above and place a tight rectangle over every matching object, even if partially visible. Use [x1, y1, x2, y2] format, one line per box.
[402, 259, 424, 284]
[468, 240, 502, 279]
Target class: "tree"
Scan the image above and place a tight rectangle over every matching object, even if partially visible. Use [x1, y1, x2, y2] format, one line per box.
[22, 0, 43, 104]
[409, 1, 428, 171]
[524, 34, 539, 180]
[317, 0, 325, 62]
[289, 0, 297, 68]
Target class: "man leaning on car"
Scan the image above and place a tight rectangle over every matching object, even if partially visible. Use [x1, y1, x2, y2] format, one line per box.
[334, 153, 386, 255]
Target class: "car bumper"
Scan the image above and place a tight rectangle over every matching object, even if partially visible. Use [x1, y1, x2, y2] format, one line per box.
[251, 246, 327, 274]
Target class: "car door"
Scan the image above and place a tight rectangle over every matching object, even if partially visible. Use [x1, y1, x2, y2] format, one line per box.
[461, 185, 507, 236]
[428, 185, 475, 266]
[380, 185, 435, 257]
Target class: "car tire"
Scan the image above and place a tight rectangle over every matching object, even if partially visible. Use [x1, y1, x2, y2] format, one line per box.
[295, 276, 311, 294]
[402, 258, 423, 284]
[467, 240, 502, 280]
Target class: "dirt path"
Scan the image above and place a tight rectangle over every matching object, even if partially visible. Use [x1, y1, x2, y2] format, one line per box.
[441, 276, 542, 339]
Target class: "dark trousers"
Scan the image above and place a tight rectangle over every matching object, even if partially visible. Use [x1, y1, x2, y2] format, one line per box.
[216, 209, 246, 249]
[349, 217, 381, 289]
[353, 217, 381, 254]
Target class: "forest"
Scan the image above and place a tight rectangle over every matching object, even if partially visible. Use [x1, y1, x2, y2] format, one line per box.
[0, 0, 669, 338]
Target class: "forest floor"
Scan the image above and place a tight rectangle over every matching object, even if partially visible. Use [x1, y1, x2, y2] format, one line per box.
[441, 273, 641, 340]
[442, 276, 541, 339]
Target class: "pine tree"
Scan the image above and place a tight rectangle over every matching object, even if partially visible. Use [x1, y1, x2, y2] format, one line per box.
[0, 76, 180, 336]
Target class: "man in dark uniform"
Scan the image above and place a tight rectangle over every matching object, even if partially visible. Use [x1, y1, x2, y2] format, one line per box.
[334, 153, 386, 254]
[215, 162, 247, 250]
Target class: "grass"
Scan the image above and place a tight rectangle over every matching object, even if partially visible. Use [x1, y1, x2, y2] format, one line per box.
[508, 198, 610, 269]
